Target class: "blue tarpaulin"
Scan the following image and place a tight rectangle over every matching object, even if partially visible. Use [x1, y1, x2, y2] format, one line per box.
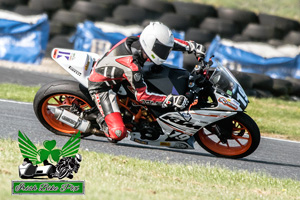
[0, 11, 49, 64]
[206, 36, 300, 79]
[72, 21, 184, 68]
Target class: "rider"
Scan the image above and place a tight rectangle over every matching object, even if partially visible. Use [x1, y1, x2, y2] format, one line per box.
[88, 21, 206, 142]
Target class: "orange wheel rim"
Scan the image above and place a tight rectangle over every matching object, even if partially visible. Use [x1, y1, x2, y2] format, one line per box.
[198, 120, 252, 156]
[41, 94, 91, 135]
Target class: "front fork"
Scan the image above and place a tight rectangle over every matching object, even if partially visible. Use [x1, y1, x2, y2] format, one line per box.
[209, 117, 235, 143]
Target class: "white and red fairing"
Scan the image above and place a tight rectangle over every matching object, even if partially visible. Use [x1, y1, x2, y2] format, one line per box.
[157, 110, 237, 136]
[51, 48, 100, 88]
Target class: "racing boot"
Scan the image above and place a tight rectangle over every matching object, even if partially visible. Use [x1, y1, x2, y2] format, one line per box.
[96, 114, 118, 143]
[93, 92, 127, 143]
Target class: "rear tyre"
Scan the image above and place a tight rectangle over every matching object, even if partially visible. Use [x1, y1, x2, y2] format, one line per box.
[33, 80, 94, 137]
[195, 112, 260, 158]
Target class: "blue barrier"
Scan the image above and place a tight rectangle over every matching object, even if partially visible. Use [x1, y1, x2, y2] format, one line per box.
[206, 36, 300, 79]
[0, 11, 49, 64]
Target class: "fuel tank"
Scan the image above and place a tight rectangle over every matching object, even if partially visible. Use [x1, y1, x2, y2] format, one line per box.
[141, 63, 189, 95]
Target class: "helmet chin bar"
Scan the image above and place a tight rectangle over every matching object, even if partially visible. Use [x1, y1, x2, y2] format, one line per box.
[148, 52, 165, 65]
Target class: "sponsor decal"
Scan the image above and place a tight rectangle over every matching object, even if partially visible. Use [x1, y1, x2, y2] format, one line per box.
[160, 142, 171, 147]
[53, 49, 58, 58]
[61, 115, 76, 125]
[70, 53, 76, 60]
[84, 60, 90, 71]
[55, 50, 71, 60]
[218, 97, 238, 110]
[69, 66, 82, 76]
[173, 143, 188, 149]
[13, 131, 84, 195]
[140, 100, 161, 106]
[133, 138, 148, 145]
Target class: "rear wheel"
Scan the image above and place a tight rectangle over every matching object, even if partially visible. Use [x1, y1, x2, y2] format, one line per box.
[33, 80, 94, 137]
[195, 112, 260, 158]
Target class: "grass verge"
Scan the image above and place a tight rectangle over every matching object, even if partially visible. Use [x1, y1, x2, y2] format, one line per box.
[0, 83, 40, 103]
[246, 97, 300, 141]
[0, 83, 299, 141]
[1, 139, 300, 200]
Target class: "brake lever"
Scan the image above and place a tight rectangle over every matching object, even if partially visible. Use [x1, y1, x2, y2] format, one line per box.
[202, 55, 214, 79]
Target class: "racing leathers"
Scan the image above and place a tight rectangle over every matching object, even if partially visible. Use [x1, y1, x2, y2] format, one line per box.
[88, 36, 200, 141]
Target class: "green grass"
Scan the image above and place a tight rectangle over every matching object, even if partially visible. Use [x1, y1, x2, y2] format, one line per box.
[1, 139, 300, 200]
[177, 0, 300, 21]
[0, 83, 40, 103]
[0, 83, 300, 140]
[246, 97, 300, 140]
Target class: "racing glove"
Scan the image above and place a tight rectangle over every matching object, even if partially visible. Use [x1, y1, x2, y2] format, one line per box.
[162, 94, 189, 110]
[187, 41, 206, 58]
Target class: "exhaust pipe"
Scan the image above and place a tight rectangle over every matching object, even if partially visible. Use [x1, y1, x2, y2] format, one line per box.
[54, 108, 91, 133]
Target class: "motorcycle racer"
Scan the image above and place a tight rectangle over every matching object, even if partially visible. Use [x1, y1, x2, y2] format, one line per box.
[88, 21, 206, 142]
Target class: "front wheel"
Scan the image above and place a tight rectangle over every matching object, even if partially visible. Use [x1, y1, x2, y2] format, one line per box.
[194, 112, 260, 159]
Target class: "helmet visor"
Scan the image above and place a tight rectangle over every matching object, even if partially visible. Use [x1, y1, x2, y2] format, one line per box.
[152, 39, 173, 60]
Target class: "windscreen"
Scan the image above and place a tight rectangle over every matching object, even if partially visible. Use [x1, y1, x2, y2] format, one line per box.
[209, 62, 248, 109]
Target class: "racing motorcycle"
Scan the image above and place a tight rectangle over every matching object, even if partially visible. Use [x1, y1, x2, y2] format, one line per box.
[33, 48, 260, 159]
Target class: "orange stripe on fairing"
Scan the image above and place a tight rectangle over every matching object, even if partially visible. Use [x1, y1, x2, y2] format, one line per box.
[162, 121, 193, 136]
[192, 113, 227, 118]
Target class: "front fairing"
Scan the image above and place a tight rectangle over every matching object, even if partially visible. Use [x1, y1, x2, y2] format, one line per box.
[209, 62, 249, 110]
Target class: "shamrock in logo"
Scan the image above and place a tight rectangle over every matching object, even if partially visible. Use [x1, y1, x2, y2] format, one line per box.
[38, 140, 62, 163]
[18, 131, 81, 165]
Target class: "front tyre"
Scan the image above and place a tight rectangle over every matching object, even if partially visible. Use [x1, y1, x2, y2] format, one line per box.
[33, 80, 94, 137]
[195, 112, 260, 159]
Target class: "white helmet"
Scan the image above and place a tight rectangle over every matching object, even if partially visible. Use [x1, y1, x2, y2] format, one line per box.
[140, 22, 174, 65]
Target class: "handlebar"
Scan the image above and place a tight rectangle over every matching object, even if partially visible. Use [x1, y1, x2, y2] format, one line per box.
[185, 55, 215, 107]
[196, 55, 214, 71]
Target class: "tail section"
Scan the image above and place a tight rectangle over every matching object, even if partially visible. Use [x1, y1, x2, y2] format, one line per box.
[51, 48, 101, 88]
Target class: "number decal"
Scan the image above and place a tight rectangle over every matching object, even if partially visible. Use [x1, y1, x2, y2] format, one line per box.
[169, 131, 190, 141]
[236, 86, 248, 108]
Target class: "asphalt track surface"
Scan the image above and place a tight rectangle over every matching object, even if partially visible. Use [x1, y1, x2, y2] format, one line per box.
[1, 66, 300, 181]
